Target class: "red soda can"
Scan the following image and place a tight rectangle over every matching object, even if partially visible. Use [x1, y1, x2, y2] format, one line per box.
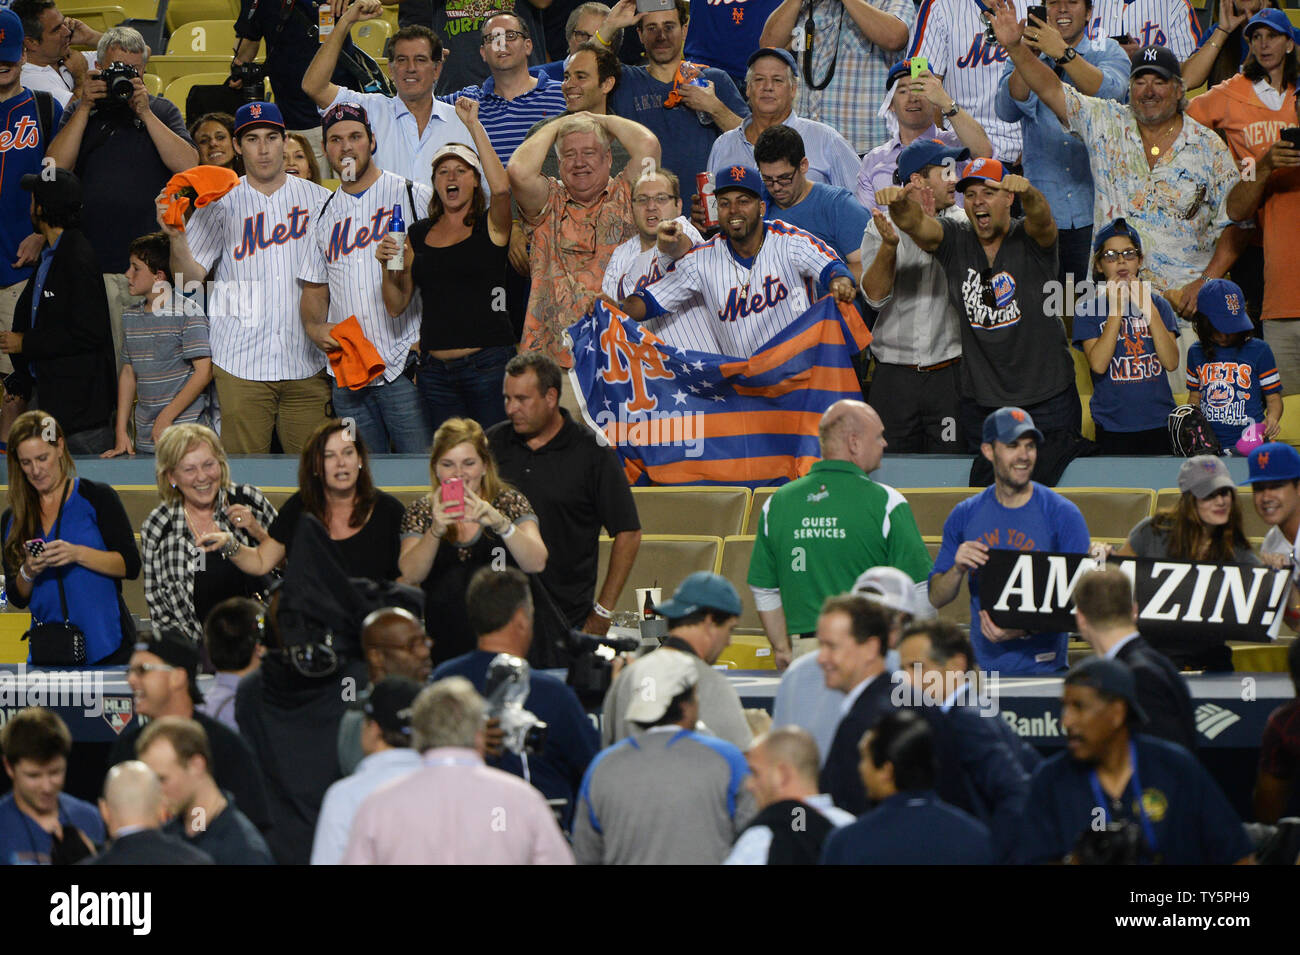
[696, 172, 719, 229]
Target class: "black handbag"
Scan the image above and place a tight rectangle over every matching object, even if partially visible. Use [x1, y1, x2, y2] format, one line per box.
[20, 485, 87, 666]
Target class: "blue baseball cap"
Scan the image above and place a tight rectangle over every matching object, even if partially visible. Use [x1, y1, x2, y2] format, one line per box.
[1246, 442, 1300, 485]
[1243, 8, 1294, 41]
[896, 139, 970, 184]
[746, 47, 797, 74]
[1197, 278, 1253, 334]
[0, 9, 24, 63]
[886, 57, 932, 91]
[234, 101, 285, 137]
[982, 406, 1043, 445]
[712, 164, 763, 198]
[651, 572, 742, 619]
[1092, 217, 1143, 254]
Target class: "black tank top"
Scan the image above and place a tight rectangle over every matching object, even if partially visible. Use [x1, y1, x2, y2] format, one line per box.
[409, 216, 514, 352]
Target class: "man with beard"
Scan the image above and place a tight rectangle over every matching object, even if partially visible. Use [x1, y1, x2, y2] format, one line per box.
[929, 407, 1090, 675]
[299, 102, 434, 454]
[1017, 658, 1253, 864]
[601, 168, 703, 300]
[617, 164, 855, 358]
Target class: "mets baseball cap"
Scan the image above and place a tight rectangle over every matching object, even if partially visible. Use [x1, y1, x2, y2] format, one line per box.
[1243, 8, 1294, 40]
[651, 571, 742, 619]
[1131, 45, 1181, 80]
[853, 566, 924, 618]
[896, 139, 970, 185]
[1064, 658, 1148, 726]
[955, 156, 1007, 192]
[1178, 455, 1235, 499]
[746, 47, 797, 73]
[623, 649, 699, 724]
[363, 675, 422, 737]
[0, 9, 25, 62]
[1092, 217, 1143, 254]
[233, 101, 285, 137]
[712, 164, 763, 199]
[321, 101, 373, 138]
[1197, 278, 1253, 334]
[21, 168, 83, 216]
[1246, 442, 1300, 485]
[982, 407, 1043, 446]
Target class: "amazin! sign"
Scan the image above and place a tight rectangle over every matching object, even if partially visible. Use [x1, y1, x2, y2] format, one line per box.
[978, 551, 1291, 642]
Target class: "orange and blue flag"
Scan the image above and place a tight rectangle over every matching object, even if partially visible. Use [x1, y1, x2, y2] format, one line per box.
[569, 297, 871, 486]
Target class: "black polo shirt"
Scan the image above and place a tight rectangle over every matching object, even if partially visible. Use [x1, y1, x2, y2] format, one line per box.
[487, 410, 640, 625]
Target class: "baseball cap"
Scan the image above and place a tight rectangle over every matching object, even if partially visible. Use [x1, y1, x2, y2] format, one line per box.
[1064, 658, 1148, 726]
[853, 566, 923, 618]
[1178, 455, 1235, 499]
[955, 156, 1007, 192]
[885, 57, 931, 91]
[746, 47, 797, 74]
[1243, 8, 1294, 41]
[623, 649, 699, 724]
[431, 142, 483, 177]
[321, 101, 373, 138]
[233, 101, 285, 137]
[1197, 278, 1253, 334]
[363, 675, 422, 737]
[0, 9, 25, 62]
[982, 406, 1043, 446]
[135, 628, 205, 704]
[1092, 217, 1143, 254]
[651, 571, 742, 619]
[1131, 45, 1181, 80]
[1246, 442, 1300, 485]
[896, 139, 971, 185]
[21, 168, 83, 216]
[712, 164, 763, 198]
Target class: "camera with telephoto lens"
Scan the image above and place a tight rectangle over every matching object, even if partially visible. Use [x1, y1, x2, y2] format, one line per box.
[231, 61, 267, 104]
[99, 62, 139, 107]
[1073, 820, 1145, 865]
[484, 654, 547, 756]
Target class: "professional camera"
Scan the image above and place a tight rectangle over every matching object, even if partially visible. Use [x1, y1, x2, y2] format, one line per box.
[231, 61, 267, 104]
[99, 62, 139, 107]
[484, 654, 548, 756]
[1073, 820, 1145, 865]
[565, 628, 641, 711]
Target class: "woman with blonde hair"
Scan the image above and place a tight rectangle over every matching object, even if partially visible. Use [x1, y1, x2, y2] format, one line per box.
[141, 423, 278, 642]
[1, 412, 141, 663]
[398, 417, 546, 663]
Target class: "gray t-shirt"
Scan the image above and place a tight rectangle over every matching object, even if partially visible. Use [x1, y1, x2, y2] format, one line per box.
[1127, 516, 1261, 565]
[932, 216, 1073, 408]
[121, 306, 212, 453]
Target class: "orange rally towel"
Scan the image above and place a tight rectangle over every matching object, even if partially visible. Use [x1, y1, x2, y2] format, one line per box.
[160, 165, 241, 231]
[329, 316, 386, 390]
[663, 61, 709, 109]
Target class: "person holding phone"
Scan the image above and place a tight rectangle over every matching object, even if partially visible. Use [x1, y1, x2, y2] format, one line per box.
[1, 411, 141, 664]
[1182, 0, 1281, 91]
[398, 417, 548, 665]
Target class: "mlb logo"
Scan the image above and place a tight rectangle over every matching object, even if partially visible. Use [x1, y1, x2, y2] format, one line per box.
[101, 696, 135, 735]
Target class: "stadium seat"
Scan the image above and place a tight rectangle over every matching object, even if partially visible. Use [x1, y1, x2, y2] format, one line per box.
[745, 486, 777, 534]
[166, 19, 239, 55]
[260, 487, 295, 513]
[1057, 487, 1155, 541]
[63, 6, 127, 33]
[117, 485, 164, 531]
[320, 178, 342, 191]
[123, 540, 148, 617]
[715, 633, 775, 669]
[163, 72, 232, 119]
[166, 0, 240, 31]
[1073, 342, 1093, 398]
[1289, 9, 1300, 31]
[630, 486, 749, 538]
[1155, 486, 1270, 540]
[143, 72, 161, 94]
[149, 55, 248, 91]
[902, 487, 981, 539]
[351, 18, 392, 58]
[1277, 393, 1300, 448]
[381, 1, 398, 32]
[385, 487, 428, 510]
[925, 538, 971, 626]
[593, 534, 723, 615]
[717, 535, 761, 632]
[118, 0, 162, 20]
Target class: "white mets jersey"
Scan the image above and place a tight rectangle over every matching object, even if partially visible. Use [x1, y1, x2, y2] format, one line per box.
[1087, 0, 1204, 59]
[601, 216, 705, 300]
[186, 175, 332, 382]
[298, 170, 433, 384]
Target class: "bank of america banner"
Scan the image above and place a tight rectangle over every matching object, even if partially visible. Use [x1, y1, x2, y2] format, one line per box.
[978, 551, 1290, 642]
[568, 298, 870, 486]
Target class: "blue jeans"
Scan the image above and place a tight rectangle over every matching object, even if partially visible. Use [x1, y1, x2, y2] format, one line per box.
[417, 346, 513, 434]
[331, 355, 431, 453]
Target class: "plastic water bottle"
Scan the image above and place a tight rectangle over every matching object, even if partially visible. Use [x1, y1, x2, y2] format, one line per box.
[387, 204, 405, 271]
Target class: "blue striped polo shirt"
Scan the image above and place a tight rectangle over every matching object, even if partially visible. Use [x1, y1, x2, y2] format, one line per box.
[440, 71, 568, 166]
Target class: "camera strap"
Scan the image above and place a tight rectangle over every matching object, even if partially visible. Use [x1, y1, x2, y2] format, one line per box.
[1088, 741, 1159, 855]
[800, 0, 842, 93]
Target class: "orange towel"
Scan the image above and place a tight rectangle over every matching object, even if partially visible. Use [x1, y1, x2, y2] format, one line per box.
[160, 165, 241, 231]
[663, 61, 709, 109]
[329, 316, 386, 390]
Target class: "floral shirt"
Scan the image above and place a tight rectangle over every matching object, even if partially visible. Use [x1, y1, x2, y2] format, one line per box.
[400, 488, 537, 561]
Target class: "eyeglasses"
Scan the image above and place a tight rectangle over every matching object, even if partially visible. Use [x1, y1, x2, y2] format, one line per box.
[760, 171, 796, 188]
[632, 193, 676, 206]
[1098, 249, 1141, 263]
[570, 29, 593, 42]
[127, 663, 175, 677]
[482, 30, 528, 44]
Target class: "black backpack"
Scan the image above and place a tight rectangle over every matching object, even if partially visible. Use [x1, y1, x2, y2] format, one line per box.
[1168, 405, 1223, 457]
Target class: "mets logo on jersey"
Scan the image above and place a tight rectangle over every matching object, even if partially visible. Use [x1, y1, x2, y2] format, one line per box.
[1203, 379, 1236, 413]
[0, 116, 39, 153]
[719, 276, 789, 322]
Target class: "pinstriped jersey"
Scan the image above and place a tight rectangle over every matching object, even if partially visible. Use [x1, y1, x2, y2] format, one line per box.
[1086, 0, 1204, 59]
[186, 174, 331, 382]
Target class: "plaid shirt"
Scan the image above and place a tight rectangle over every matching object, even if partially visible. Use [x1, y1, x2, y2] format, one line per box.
[794, 0, 916, 154]
[141, 484, 278, 641]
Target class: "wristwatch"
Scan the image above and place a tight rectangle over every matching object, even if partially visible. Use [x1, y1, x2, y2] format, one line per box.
[942, 101, 960, 118]
[1057, 47, 1077, 64]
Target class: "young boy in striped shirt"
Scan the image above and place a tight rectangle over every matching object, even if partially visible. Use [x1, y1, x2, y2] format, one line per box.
[103, 232, 214, 457]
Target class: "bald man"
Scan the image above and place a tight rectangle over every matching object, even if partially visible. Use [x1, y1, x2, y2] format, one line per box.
[724, 727, 855, 865]
[748, 400, 932, 669]
[85, 762, 213, 865]
[339, 608, 434, 775]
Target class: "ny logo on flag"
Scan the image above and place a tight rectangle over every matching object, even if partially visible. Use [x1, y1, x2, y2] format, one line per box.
[600, 318, 675, 413]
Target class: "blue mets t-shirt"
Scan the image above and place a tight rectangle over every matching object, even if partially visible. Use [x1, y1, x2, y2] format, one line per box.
[1072, 290, 1179, 433]
[682, 0, 784, 86]
[0, 88, 62, 288]
[932, 483, 1090, 675]
[1186, 337, 1281, 448]
[0, 792, 104, 865]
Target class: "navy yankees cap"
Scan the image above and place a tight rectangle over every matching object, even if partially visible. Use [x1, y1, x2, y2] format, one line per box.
[234, 101, 285, 137]
[712, 164, 763, 198]
[1131, 45, 1181, 80]
[896, 139, 970, 184]
[1092, 217, 1143, 254]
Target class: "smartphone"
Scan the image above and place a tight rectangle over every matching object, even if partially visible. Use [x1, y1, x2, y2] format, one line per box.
[1027, 5, 1047, 23]
[441, 477, 465, 519]
[25, 538, 45, 557]
[1281, 128, 1300, 150]
[910, 55, 928, 78]
[635, 0, 674, 12]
